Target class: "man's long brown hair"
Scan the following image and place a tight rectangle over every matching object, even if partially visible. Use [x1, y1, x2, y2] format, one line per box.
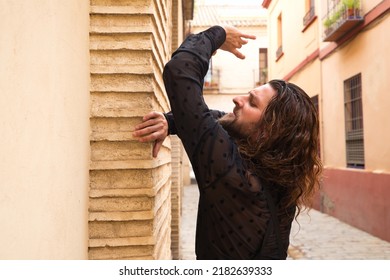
[240, 79, 322, 216]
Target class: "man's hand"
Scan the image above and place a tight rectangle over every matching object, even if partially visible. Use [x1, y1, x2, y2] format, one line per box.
[220, 25, 256, 59]
[132, 111, 168, 158]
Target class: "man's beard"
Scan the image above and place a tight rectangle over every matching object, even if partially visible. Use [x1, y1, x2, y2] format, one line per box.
[218, 113, 247, 140]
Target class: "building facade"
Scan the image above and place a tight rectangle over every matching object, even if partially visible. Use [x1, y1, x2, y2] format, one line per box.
[0, 0, 193, 259]
[263, 0, 390, 242]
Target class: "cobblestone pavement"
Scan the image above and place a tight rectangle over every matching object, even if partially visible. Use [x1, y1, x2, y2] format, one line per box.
[179, 184, 198, 260]
[180, 184, 390, 260]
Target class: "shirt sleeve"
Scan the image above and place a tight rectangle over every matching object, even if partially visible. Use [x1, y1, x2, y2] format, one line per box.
[163, 26, 243, 188]
[164, 110, 226, 136]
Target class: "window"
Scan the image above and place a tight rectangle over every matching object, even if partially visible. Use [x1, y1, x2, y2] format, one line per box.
[204, 60, 213, 87]
[203, 59, 220, 94]
[344, 74, 364, 168]
[276, 13, 283, 60]
[303, 0, 316, 29]
[259, 48, 268, 85]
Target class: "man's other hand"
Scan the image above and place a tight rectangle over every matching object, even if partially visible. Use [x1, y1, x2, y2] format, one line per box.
[220, 25, 256, 59]
[132, 111, 168, 158]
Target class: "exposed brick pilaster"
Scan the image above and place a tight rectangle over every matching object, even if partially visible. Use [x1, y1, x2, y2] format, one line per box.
[89, 0, 174, 260]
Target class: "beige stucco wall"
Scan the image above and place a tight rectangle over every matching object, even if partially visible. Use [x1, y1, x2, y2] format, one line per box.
[321, 13, 390, 171]
[287, 59, 321, 99]
[267, 0, 321, 80]
[359, 0, 383, 14]
[0, 1, 90, 259]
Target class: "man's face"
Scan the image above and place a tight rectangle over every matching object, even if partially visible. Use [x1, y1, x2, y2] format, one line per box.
[219, 83, 276, 140]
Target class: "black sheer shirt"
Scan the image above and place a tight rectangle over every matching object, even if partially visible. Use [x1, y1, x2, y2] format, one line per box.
[163, 26, 295, 259]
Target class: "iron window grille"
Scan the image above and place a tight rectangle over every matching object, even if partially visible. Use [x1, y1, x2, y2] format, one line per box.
[344, 73, 364, 168]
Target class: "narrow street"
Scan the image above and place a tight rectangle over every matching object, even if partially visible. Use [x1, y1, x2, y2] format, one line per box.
[180, 184, 390, 260]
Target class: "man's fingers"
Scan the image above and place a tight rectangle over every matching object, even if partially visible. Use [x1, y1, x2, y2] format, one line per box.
[133, 120, 156, 134]
[136, 131, 163, 142]
[153, 140, 163, 158]
[240, 38, 249, 45]
[220, 26, 255, 59]
[136, 127, 163, 140]
[134, 116, 165, 134]
[143, 111, 162, 121]
[233, 49, 245, 60]
[133, 121, 149, 132]
[134, 122, 163, 138]
[240, 33, 256, 40]
[132, 112, 162, 131]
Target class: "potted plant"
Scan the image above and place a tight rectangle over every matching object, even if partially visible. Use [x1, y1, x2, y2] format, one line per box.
[323, 16, 335, 36]
[342, 0, 360, 18]
[323, 17, 332, 28]
[330, 9, 341, 26]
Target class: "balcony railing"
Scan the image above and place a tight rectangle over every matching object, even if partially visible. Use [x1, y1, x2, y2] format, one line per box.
[323, 0, 363, 42]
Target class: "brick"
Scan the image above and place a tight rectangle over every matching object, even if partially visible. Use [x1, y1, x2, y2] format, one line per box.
[89, 188, 155, 198]
[90, 0, 153, 12]
[90, 141, 152, 161]
[91, 50, 154, 74]
[90, 92, 155, 118]
[90, 33, 152, 51]
[89, 157, 171, 170]
[89, 220, 153, 239]
[90, 14, 153, 34]
[90, 165, 170, 189]
[155, 222, 172, 260]
[90, 117, 141, 141]
[155, 179, 171, 211]
[154, 193, 171, 238]
[89, 236, 154, 248]
[90, 74, 154, 93]
[89, 211, 154, 221]
[88, 244, 154, 260]
[89, 196, 153, 212]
